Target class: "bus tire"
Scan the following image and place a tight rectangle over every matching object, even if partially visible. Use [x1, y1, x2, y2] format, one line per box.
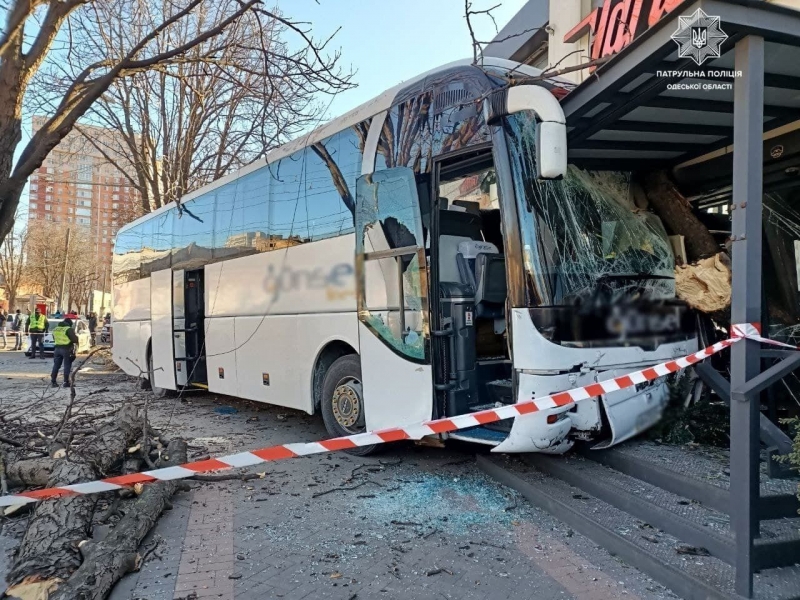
[320, 354, 377, 456]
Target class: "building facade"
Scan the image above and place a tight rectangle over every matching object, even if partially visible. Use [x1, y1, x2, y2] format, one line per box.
[27, 116, 140, 270]
[485, 0, 800, 82]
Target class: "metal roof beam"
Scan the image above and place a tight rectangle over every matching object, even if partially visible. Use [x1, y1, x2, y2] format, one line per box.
[642, 94, 792, 118]
[578, 119, 731, 137]
[575, 140, 701, 152]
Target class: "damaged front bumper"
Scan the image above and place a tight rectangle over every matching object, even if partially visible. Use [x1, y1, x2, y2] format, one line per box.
[489, 368, 669, 454]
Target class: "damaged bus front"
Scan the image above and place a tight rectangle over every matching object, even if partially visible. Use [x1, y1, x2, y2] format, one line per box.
[476, 104, 697, 453]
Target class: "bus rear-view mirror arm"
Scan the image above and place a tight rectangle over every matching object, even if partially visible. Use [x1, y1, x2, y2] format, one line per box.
[484, 85, 568, 180]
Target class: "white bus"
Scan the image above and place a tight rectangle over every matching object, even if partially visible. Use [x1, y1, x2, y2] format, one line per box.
[112, 58, 696, 455]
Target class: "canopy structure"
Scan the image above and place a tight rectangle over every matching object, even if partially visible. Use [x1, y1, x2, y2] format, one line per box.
[558, 1, 800, 597]
[562, 0, 800, 172]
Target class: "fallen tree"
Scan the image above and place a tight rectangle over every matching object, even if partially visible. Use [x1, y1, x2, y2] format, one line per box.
[50, 439, 188, 600]
[641, 171, 732, 315]
[5, 404, 143, 595]
[1, 351, 189, 600]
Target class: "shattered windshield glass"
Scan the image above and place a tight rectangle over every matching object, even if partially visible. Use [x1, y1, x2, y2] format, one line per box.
[504, 111, 675, 306]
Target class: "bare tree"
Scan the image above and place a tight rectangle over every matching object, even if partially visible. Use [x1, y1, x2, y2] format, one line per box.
[24, 220, 94, 308]
[75, 2, 354, 213]
[0, 0, 353, 245]
[0, 225, 27, 309]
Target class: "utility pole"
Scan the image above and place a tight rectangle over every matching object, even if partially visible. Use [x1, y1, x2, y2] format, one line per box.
[58, 228, 71, 312]
[100, 266, 108, 315]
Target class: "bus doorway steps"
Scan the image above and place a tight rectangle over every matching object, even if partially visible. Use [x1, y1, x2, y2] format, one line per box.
[477, 454, 800, 600]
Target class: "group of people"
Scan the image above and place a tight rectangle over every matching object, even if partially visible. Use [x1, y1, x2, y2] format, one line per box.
[0, 308, 111, 387]
[0, 308, 30, 351]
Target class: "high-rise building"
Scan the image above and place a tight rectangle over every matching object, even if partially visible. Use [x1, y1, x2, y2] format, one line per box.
[26, 116, 140, 269]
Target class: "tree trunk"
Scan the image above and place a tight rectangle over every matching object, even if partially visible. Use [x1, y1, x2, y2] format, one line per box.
[0, 182, 24, 251]
[49, 439, 188, 600]
[641, 171, 720, 262]
[5, 458, 54, 488]
[4, 405, 142, 594]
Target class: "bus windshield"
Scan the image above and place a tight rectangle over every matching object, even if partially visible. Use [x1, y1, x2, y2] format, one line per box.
[503, 111, 675, 307]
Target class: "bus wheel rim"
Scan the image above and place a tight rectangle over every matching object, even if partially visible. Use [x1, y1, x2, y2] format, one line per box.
[332, 376, 363, 433]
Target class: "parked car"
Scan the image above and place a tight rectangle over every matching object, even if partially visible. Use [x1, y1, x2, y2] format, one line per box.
[25, 319, 91, 356]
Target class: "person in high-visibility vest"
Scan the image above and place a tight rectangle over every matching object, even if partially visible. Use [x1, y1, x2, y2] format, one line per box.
[51, 317, 78, 388]
[25, 308, 49, 359]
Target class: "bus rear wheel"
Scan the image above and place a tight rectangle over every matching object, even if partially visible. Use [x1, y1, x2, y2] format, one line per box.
[321, 355, 377, 456]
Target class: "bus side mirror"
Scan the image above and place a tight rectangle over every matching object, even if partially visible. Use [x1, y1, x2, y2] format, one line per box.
[535, 121, 567, 180]
[485, 85, 568, 180]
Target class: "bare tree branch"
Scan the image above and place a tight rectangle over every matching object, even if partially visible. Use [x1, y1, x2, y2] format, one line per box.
[0, 0, 354, 246]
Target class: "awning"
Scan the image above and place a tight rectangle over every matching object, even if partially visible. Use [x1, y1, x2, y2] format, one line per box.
[560, 0, 800, 173]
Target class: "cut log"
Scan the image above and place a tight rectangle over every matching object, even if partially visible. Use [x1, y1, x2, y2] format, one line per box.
[641, 171, 720, 262]
[4, 405, 142, 595]
[49, 439, 188, 600]
[675, 252, 732, 313]
[6, 459, 54, 488]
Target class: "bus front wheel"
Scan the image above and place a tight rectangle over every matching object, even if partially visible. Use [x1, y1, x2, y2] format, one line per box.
[321, 355, 377, 456]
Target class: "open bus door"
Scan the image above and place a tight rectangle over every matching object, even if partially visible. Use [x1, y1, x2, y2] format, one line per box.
[149, 268, 206, 392]
[355, 167, 434, 431]
[150, 269, 177, 390]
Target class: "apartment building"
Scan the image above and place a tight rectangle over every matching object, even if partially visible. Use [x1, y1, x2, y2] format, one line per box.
[27, 116, 140, 269]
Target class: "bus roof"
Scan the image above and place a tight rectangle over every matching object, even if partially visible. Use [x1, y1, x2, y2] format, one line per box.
[118, 57, 543, 236]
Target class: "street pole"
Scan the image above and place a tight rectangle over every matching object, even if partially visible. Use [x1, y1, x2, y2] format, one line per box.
[101, 266, 108, 315]
[59, 228, 71, 312]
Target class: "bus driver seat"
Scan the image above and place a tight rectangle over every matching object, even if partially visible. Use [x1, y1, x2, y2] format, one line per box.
[456, 240, 507, 322]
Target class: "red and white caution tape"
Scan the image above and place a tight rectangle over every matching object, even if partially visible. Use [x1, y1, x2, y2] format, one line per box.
[730, 322, 799, 350]
[0, 324, 773, 507]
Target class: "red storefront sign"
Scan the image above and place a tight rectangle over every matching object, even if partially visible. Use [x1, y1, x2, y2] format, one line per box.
[564, 0, 683, 61]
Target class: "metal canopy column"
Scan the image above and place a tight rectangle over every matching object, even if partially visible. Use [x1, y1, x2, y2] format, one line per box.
[729, 34, 764, 599]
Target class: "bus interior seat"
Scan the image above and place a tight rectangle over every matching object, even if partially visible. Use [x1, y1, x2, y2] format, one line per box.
[438, 207, 483, 284]
[456, 240, 506, 320]
[452, 200, 481, 215]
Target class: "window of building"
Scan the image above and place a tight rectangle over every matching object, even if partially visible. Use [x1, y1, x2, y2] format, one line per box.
[29, 202, 37, 210]
[45, 204, 51, 211]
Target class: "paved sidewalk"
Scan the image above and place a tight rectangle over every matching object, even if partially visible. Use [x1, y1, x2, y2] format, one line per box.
[0, 351, 677, 600]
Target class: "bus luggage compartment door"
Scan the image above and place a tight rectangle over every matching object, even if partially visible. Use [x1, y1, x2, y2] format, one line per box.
[150, 269, 177, 390]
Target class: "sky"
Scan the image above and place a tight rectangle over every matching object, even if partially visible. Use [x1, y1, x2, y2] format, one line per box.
[289, 0, 528, 121]
[13, 0, 527, 228]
